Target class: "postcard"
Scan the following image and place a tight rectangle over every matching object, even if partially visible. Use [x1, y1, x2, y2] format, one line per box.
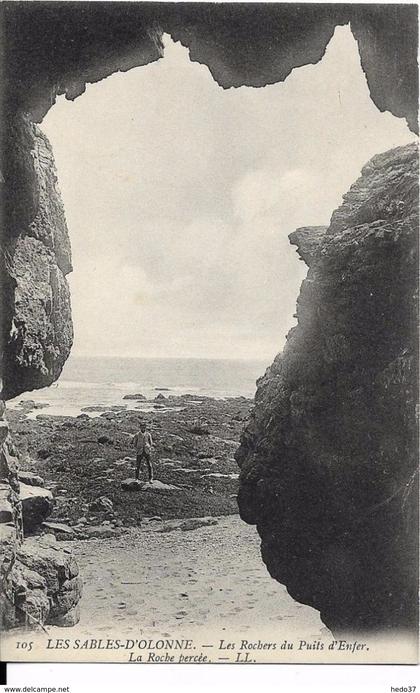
[1, 1, 418, 667]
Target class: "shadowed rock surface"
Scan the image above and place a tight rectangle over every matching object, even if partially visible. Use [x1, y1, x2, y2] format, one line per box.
[236, 142, 419, 634]
[20, 482, 53, 533]
[2, 3, 418, 131]
[1, 117, 73, 400]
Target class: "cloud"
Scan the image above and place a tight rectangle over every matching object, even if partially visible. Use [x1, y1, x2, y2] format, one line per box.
[41, 27, 414, 360]
[232, 167, 316, 223]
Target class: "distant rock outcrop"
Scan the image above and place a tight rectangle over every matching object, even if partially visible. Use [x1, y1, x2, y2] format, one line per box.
[236, 143, 419, 634]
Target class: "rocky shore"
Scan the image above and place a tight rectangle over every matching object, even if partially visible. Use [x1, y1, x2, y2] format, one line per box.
[6, 393, 252, 539]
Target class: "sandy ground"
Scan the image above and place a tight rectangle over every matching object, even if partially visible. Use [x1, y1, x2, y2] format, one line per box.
[63, 515, 328, 643]
[6, 516, 417, 664]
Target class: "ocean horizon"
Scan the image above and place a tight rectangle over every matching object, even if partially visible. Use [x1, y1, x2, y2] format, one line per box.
[8, 354, 272, 418]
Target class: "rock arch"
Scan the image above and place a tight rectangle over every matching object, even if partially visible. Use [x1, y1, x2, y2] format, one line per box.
[0, 3, 418, 634]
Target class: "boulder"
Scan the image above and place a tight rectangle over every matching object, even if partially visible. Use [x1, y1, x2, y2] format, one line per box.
[9, 562, 50, 627]
[123, 393, 146, 400]
[48, 575, 83, 617]
[121, 479, 182, 492]
[97, 435, 113, 445]
[2, 537, 83, 629]
[188, 420, 210, 435]
[89, 496, 114, 513]
[121, 479, 143, 491]
[17, 537, 79, 593]
[20, 482, 53, 533]
[156, 524, 178, 533]
[140, 480, 182, 493]
[42, 521, 75, 540]
[18, 471, 45, 487]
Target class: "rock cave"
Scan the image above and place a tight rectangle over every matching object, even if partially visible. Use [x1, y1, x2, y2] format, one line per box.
[0, 2, 418, 636]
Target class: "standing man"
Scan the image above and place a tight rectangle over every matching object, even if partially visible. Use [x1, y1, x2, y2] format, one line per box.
[132, 422, 154, 481]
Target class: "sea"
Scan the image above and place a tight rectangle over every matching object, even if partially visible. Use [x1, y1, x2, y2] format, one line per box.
[7, 356, 271, 418]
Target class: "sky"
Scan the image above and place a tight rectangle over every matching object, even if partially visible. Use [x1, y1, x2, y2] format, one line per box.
[41, 27, 415, 361]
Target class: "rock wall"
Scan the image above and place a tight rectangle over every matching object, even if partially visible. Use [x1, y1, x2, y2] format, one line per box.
[236, 143, 419, 634]
[2, 3, 418, 132]
[1, 115, 73, 400]
[0, 115, 79, 629]
[0, 400, 81, 629]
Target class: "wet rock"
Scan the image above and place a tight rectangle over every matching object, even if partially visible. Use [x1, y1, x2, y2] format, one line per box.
[20, 483, 53, 533]
[200, 473, 239, 492]
[89, 496, 113, 513]
[172, 468, 201, 476]
[97, 435, 113, 445]
[121, 479, 142, 491]
[156, 523, 178, 533]
[18, 471, 45, 487]
[202, 473, 239, 480]
[140, 480, 182, 493]
[165, 434, 184, 444]
[123, 393, 146, 400]
[188, 420, 210, 435]
[17, 400, 50, 414]
[42, 521, 75, 539]
[121, 479, 182, 493]
[81, 405, 126, 413]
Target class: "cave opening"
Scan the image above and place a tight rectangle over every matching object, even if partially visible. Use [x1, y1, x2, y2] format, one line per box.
[3, 19, 417, 644]
[32, 27, 413, 404]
